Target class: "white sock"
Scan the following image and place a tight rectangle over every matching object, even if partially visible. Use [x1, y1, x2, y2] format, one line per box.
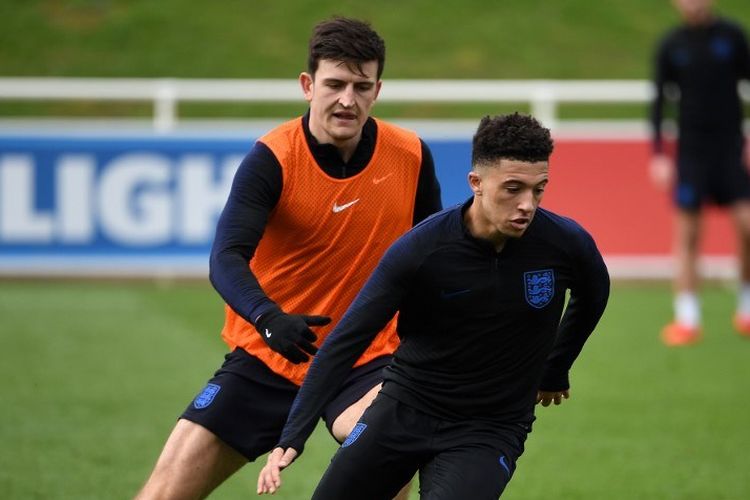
[675, 292, 700, 328]
[737, 283, 750, 317]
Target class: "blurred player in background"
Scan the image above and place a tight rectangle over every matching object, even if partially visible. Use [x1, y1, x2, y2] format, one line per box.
[650, 0, 750, 345]
[258, 113, 610, 499]
[135, 16, 441, 499]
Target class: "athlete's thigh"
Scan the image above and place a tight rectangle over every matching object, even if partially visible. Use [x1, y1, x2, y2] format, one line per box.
[322, 355, 391, 442]
[330, 382, 381, 442]
[418, 422, 529, 500]
[312, 395, 425, 500]
[418, 446, 511, 500]
[675, 146, 708, 209]
[712, 140, 750, 205]
[181, 349, 299, 461]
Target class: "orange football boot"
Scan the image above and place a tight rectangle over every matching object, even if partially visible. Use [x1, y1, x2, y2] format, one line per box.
[661, 322, 702, 346]
[732, 314, 750, 338]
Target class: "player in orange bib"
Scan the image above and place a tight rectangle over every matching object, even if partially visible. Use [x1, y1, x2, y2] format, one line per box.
[135, 16, 441, 500]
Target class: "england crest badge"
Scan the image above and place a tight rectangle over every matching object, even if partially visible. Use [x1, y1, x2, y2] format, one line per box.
[524, 269, 554, 309]
[342, 422, 367, 448]
[193, 383, 221, 409]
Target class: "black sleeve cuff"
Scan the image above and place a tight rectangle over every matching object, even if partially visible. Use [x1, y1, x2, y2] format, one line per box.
[538, 370, 570, 392]
[276, 440, 305, 457]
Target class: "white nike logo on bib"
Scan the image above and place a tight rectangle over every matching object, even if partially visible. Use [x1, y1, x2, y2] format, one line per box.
[332, 199, 360, 213]
[264, 329, 272, 338]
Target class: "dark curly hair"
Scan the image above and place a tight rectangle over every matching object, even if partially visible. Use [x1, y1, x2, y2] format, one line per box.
[471, 113, 554, 167]
[308, 17, 386, 79]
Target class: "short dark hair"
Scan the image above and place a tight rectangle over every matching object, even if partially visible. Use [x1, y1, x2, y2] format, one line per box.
[308, 17, 386, 79]
[471, 113, 554, 167]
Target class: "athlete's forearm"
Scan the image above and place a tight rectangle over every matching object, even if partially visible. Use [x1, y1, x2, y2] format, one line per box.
[650, 42, 671, 154]
[209, 144, 283, 323]
[540, 245, 609, 391]
[277, 243, 411, 452]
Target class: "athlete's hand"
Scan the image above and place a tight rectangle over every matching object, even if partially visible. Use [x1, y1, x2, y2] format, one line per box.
[255, 308, 331, 364]
[257, 446, 299, 495]
[536, 389, 570, 407]
[649, 154, 674, 191]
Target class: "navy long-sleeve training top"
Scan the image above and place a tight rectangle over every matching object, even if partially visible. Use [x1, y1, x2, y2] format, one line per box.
[208, 113, 442, 325]
[279, 199, 610, 454]
[650, 17, 750, 153]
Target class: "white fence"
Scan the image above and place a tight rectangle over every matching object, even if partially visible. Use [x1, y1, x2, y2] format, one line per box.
[1, 77, 746, 279]
[0, 77, 663, 132]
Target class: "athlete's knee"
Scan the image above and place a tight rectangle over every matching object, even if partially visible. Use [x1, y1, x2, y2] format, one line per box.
[732, 203, 750, 239]
[135, 419, 244, 500]
[135, 461, 200, 500]
[135, 474, 197, 500]
[136, 446, 205, 500]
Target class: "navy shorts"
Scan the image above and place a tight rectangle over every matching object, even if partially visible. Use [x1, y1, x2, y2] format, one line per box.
[180, 348, 391, 461]
[311, 393, 531, 500]
[675, 132, 750, 210]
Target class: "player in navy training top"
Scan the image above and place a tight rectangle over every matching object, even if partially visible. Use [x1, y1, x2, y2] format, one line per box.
[258, 113, 610, 499]
[650, 0, 750, 345]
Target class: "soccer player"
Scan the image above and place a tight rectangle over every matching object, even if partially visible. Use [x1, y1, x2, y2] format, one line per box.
[257, 113, 610, 499]
[650, 0, 750, 345]
[135, 17, 441, 499]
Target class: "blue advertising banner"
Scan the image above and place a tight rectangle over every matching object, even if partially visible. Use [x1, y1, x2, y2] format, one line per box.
[0, 134, 472, 275]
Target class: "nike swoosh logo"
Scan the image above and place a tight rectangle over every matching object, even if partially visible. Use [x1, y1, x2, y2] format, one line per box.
[332, 199, 360, 213]
[373, 173, 393, 184]
[264, 329, 272, 338]
[499, 456, 510, 476]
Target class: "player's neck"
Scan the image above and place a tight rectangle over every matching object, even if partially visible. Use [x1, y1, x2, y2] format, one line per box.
[308, 127, 361, 163]
[683, 11, 714, 27]
[464, 201, 508, 253]
[334, 139, 359, 163]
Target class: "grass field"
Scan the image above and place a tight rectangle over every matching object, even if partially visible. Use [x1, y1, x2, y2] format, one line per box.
[3, 3, 750, 498]
[1, 279, 749, 499]
[3, 0, 749, 79]
[1, 0, 750, 121]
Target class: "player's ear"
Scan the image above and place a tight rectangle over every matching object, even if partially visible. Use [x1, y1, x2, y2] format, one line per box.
[299, 72, 314, 102]
[468, 170, 482, 195]
[373, 80, 383, 101]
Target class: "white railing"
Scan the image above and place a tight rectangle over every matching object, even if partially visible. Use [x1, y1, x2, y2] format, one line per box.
[0, 77, 747, 132]
[0, 77, 657, 132]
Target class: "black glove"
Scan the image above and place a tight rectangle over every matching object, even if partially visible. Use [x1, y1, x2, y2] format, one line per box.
[255, 308, 331, 364]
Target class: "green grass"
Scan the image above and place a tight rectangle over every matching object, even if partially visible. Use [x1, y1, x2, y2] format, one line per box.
[506, 281, 750, 499]
[1, 280, 749, 499]
[1, 0, 749, 120]
[0, 280, 334, 499]
[3, 4, 750, 496]
[2, 0, 749, 79]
